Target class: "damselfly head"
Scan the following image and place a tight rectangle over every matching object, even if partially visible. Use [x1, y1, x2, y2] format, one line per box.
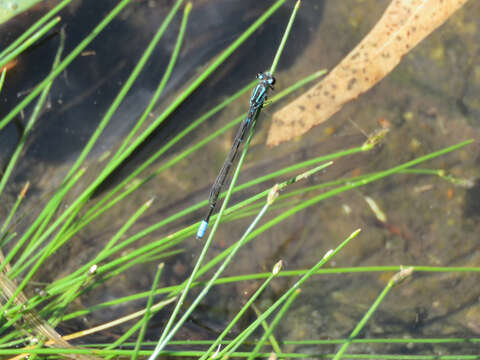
[267, 75, 275, 86]
[257, 72, 275, 87]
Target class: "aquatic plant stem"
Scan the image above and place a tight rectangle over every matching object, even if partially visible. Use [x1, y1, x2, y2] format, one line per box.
[0, 29, 65, 200]
[199, 261, 284, 360]
[332, 268, 414, 360]
[0, 0, 72, 59]
[131, 263, 164, 360]
[0, 168, 85, 317]
[64, 0, 185, 181]
[114, 2, 191, 160]
[42, 140, 471, 306]
[72, 70, 326, 238]
[149, 180, 278, 359]
[52, 264, 480, 328]
[44, 136, 468, 301]
[189, 0, 300, 236]
[0, 0, 132, 132]
[248, 289, 301, 359]
[0, 69, 5, 92]
[2, 0, 289, 287]
[0, 182, 29, 236]
[269, 0, 301, 75]
[0, 16, 61, 70]
[150, 160, 329, 359]
[46, 161, 331, 298]
[148, 109, 262, 359]
[217, 230, 361, 359]
[49, 198, 155, 318]
[111, 0, 288, 173]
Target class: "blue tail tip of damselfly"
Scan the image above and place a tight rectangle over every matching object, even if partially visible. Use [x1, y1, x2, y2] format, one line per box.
[196, 220, 208, 239]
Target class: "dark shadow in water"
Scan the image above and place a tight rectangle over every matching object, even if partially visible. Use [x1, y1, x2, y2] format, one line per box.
[1, 0, 324, 194]
[90, 0, 324, 195]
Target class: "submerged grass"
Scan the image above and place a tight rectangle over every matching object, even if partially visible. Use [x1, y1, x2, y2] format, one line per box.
[0, 1, 478, 359]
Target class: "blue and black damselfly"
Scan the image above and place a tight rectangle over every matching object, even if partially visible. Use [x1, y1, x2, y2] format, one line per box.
[196, 72, 275, 239]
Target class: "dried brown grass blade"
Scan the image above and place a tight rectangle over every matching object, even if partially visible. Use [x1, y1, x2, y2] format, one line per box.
[267, 0, 469, 146]
[0, 274, 100, 360]
[1, 249, 99, 360]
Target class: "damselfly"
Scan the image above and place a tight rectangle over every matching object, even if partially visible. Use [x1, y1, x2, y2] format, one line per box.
[196, 72, 275, 239]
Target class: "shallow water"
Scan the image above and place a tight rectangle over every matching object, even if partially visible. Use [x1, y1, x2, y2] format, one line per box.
[1, 0, 479, 356]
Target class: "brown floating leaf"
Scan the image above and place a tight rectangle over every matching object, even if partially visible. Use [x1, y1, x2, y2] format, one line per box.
[267, 0, 470, 146]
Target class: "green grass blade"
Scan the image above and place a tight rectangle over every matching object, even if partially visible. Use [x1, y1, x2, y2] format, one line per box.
[0, 348, 480, 359]
[0, 0, 131, 132]
[63, 139, 470, 316]
[0, 232, 17, 249]
[101, 298, 179, 356]
[199, 261, 283, 360]
[73, 78, 257, 231]
[0, 68, 6, 92]
[7, 169, 86, 277]
[0, 182, 29, 235]
[248, 289, 301, 360]
[48, 198, 154, 292]
[131, 263, 164, 360]
[56, 265, 479, 325]
[162, 140, 471, 306]
[0, 16, 61, 70]
[218, 229, 361, 359]
[72, 69, 327, 239]
[333, 268, 414, 360]
[151, 183, 279, 358]
[269, 0, 301, 75]
[114, 1, 190, 160]
[50, 137, 465, 310]
[63, 0, 184, 182]
[13, 1, 288, 271]
[0, 167, 85, 317]
[0, 0, 72, 59]
[152, 116, 263, 351]
[0, 28, 65, 200]
[99, 0, 288, 183]
[91, 250, 180, 289]
[39, 71, 328, 302]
